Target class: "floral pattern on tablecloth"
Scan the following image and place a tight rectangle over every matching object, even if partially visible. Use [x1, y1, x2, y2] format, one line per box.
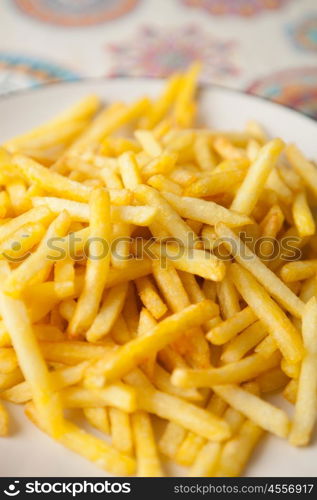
[180, 0, 292, 17]
[12, 0, 139, 27]
[107, 25, 239, 82]
[0, 53, 80, 95]
[1, 0, 317, 119]
[247, 67, 317, 119]
[287, 15, 317, 53]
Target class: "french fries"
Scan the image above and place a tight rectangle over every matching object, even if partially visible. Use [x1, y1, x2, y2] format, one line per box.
[289, 297, 317, 446]
[134, 184, 198, 247]
[135, 276, 167, 319]
[60, 384, 136, 413]
[207, 306, 257, 345]
[231, 138, 284, 215]
[221, 320, 267, 363]
[109, 408, 133, 455]
[83, 407, 110, 435]
[134, 385, 230, 441]
[1, 65, 316, 477]
[214, 385, 290, 438]
[0, 401, 9, 436]
[132, 411, 163, 477]
[86, 282, 128, 342]
[25, 402, 135, 475]
[4, 211, 71, 297]
[292, 191, 315, 237]
[32, 196, 157, 225]
[68, 189, 111, 336]
[0, 262, 64, 437]
[230, 264, 304, 363]
[215, 223, 304, 318]
[161, 192, 252, 227]
[85, 300, 216, 387]
[172, 352, 280, 387]
[214, 420, 263, 477]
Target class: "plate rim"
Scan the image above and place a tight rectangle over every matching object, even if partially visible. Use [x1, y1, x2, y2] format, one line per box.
[0, 75, 316, 129]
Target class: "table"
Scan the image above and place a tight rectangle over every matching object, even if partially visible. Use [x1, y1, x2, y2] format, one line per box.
[0, 0, 316, 118]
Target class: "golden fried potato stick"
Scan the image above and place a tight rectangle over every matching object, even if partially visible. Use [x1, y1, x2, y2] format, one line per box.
[173, 62, 201, 127]
[189, 442, 221, 477]
[214, 420, 263, 477]
[0, 261, 64, 437]
[135, 130, 163, 157]
[109, 407, 133, 455]
[152, 242, 226, 282]
[134, 385, 230, 442]
[135, 276, 167, 320]
[106, 259, 152, 288]
[215, 223, 304, 318]
[280, 260, 317, 283]
[142, 72, 182, 129]
[213, 136, 245, 160]
[159, 422, 187, 459]
[0, 222, 45, 261]
[285, 144, 317, 197]
[172, 351, 280, 388]
[86, 283, 128, 342]
[3, 95, 100, 152]
[194, 134, 217, 170]
[178, 271, 205, 304]
[184, 165, 247, 198]
[14, 154, 93, 202]
[221, 320, 267, 363]
[257, 367, 289, 394]
[32, 196, 157, 226]
[39, 340, 114, 365]
[230, 264, 303, 363]
[132, 411, 164, 477]
[255, 335, 278, 359]
[230, 138, 284, 215]
[259, 204, 284, 258]
[1, 362, 89, 404]
[289, 297, 317, 446]
[147, 173, 182, 195]
[0, 401, 9, 436]
[118, 152, 142, 189]
[207, 306, 257, 345]
[214, 384, 290, 438]
[68, 189, 111, 336]
[175, 394, 227, 468]
[0, 206, 53, 244]
[83, 408, 110, 435]
[283, 379, 298, 405]
[60, 384, 136, 413]
[134, 184, 198, 248]
[0, 368, 23, 391]
[4, 211, 71, 298]
[216, 275, 240, 320]
[0, 348, 18, 373]
[25, 402, 135, 476]
[68, 98, 150, 156]
[136, 307, 157, 376]
[150, 363, 202, 402]
[292, 191, 315, 237]
[161, 191, 252, 227]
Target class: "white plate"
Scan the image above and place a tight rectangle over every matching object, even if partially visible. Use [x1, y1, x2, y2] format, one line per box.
[0, 79, 316, 478]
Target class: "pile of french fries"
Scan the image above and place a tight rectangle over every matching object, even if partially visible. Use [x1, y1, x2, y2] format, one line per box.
[0, 63, 316, 477]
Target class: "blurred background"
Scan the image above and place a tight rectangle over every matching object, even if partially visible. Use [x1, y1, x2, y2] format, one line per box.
[0, 0, 316, 118]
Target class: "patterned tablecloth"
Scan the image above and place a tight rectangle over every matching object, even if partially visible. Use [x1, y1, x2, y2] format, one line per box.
[0, 0, 316, 119]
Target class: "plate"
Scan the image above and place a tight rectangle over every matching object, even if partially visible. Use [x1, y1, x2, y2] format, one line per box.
[0, 79, 316, 477]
